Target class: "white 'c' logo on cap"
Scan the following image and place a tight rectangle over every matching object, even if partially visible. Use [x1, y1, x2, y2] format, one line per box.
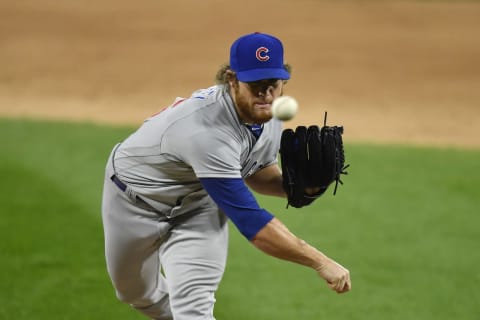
[256, 47, 270, 62]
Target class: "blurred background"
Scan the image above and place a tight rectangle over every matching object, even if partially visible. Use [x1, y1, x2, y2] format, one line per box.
[1, 0, 479, 147]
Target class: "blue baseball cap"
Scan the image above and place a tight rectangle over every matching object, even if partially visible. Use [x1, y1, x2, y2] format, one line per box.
[230, 32, 290, 82]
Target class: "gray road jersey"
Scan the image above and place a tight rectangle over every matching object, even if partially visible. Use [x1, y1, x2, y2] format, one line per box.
[112, 84, 282, 216]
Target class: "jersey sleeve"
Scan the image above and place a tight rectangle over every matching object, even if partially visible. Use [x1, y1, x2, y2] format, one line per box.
[199, 177, 274, 240]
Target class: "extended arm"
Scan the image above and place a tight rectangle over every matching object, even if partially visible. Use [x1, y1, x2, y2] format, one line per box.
[251, 217, 351, 293]
[200, 177, 351, 294]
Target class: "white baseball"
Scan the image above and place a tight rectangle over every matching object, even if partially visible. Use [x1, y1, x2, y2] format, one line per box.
[271, 96, 298, 121]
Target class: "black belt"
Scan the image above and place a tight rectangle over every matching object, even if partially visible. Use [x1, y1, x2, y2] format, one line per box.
[110, 174, 155, 210]
[111, 174, 127, 192]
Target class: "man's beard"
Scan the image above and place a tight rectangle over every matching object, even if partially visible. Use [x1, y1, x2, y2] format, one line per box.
[233, 86, 273, 124]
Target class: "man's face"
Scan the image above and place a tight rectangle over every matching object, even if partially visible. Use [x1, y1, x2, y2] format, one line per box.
[230, 78, 284, 124]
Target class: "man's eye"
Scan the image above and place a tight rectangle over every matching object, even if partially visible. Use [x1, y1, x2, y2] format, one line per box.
[265, 80, 280, 88]
[248, 84, 262, 91]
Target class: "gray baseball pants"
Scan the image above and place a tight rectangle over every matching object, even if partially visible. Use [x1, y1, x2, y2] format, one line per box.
[101, 154, 229, 320]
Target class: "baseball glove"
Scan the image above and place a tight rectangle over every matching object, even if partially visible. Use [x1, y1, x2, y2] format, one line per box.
[279, 112, 349, 208]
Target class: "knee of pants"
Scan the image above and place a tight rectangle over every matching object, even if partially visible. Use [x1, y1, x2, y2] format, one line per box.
[116, 289, 172, 320]
[114, 287, 145, 306]
[113, 282, 162, 308]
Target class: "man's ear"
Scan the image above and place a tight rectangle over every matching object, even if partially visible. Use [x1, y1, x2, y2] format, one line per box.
[225, 70, 237, 87]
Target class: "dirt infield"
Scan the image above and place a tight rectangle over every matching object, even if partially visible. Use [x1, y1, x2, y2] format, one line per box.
[1, 0, 479, 148]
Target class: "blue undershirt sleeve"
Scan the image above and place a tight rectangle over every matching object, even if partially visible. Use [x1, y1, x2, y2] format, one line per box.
[199, 177, 274, 240]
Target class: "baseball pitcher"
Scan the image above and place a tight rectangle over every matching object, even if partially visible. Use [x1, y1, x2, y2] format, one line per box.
[101, 32, 351, 320]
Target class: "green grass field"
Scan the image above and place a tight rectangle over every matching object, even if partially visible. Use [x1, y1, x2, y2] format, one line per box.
[1, 118, 479, 319]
